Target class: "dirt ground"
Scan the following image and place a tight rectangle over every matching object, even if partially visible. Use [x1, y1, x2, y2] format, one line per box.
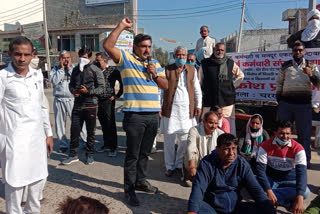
[0, 88, 319, 214]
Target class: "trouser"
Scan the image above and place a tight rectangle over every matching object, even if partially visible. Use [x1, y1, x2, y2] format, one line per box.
[54, 98, 87, 149]
[278, 101, 312, 161]
[268, 177, 310, 209]
[164, 133, 188, 170]
[5, 179, 46, 214]
[22, 178, 46, 202]
[97, 99, 117, 151]
[197, 201, 272, 214]
[70, 106, 97, 157]
[122, 112, 159, 192]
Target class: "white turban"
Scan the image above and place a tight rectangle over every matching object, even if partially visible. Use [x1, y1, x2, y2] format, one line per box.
[307, 9, 320, 21]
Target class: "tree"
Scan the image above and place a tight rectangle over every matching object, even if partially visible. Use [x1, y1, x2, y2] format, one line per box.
[152, 45, 169, 67]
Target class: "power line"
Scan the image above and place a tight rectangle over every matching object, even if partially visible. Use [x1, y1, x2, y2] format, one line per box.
[0, 9, 42, 26]
[138, 6, 242, 21]
[135, 3, 241, 17]
[135, 0, 239, 12]
[0, 0, 41, 14]
[0, 3, 43, 19]
[0, 6, 43, 23]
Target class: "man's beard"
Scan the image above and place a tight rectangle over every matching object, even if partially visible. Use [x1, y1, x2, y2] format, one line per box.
[214, 52, 225, 59]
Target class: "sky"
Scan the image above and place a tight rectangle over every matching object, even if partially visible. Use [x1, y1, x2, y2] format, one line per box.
[0, 0, 43, 31]
[137, 0, 311, 52]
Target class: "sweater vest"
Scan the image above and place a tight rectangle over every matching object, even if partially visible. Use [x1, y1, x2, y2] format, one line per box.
[201, 58, 235, 107]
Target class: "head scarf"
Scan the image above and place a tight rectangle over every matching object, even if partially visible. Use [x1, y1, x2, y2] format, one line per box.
[302, 9, 320, 42]
[244, 114, 264, 155]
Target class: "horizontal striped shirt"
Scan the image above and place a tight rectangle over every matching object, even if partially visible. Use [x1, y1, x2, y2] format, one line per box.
[117, 50, 165, 112]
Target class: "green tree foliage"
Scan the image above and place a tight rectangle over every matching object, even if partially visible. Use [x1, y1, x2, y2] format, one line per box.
[152, 45, 169, 67]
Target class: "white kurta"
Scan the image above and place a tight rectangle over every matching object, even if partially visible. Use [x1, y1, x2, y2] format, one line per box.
[194, 36, 216, 58]
[0, 63, 52, 188]
[160, 67, 202, 134]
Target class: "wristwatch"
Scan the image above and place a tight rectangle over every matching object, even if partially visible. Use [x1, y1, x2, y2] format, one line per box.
[152, 75, 159, 82]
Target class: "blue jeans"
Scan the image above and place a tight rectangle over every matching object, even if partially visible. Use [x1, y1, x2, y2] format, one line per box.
[278, 101, 312, 161]
[268, 177, 310, 210]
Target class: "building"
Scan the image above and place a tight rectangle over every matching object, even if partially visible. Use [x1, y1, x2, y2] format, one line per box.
[0, 0, 137, 58]
[221, 28, 289, 53]
[282, 8, 308, 35]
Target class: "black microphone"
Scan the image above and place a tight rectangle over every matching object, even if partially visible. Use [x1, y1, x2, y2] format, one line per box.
[147, 56, 152, 80]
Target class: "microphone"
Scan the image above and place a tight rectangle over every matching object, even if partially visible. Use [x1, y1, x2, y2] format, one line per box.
[147, 56, 152, 80]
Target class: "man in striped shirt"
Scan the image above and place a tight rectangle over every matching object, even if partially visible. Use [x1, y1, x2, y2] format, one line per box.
[104, 18, 168, 207]
[256, 120, 310, 214]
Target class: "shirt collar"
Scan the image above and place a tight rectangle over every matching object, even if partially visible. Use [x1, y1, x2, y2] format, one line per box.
[7, 63, 37, 78]
[272, 137, 292, 148]
[132, 52, 147, 63]
[292, 58, 306, 69]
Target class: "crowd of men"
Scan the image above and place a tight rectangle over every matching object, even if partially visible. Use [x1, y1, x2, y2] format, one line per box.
[1, 10, 320, 213]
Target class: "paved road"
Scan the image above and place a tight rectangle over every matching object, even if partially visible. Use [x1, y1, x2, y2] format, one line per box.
[0, 88, 319, 214]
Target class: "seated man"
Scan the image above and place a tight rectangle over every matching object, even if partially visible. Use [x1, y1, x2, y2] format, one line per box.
[184, 111, 224, 187]
[256, 120, 310, 213]
[188, 133, 276, 214]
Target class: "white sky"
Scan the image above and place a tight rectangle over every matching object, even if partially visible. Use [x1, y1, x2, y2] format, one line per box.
[0, 0, 43, 31]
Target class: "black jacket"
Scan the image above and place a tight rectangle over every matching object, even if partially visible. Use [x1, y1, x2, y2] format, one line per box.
[69, 63, 105, 107]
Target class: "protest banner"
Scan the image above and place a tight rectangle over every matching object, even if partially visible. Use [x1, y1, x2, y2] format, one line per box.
[227, 49, 320, 101]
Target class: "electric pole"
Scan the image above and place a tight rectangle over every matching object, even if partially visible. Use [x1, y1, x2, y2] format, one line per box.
[237, 0, 246, 53]
[309, 0, 316, 11]
[43, 0, 51, 74]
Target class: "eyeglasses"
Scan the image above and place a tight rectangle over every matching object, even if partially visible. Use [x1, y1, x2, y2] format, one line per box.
[293, 49, 304, 52]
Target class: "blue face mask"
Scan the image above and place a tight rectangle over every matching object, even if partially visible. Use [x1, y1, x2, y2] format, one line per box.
[186, 61, 195, 66]
[275, 137, 290, 146]
[175, 58, 187, 66]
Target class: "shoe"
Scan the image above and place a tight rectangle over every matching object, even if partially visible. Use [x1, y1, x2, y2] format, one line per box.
[165, 169, 174, 177]
[58, 147, 68, 153]
[125, 191, 140, 206]
[184, 179, 192, 187]
[62, 156, 79, 165]
[175, 168, 184, 182]
[108, 150, 117, 157]
[135, 181, 158, 193]
[86, 156, 94, 165]
[151, 147, 157, 154]
[96, 146, 111, 153]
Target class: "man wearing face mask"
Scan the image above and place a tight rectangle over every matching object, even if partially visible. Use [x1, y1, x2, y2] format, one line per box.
[256, 120, 310, 214]
[276, 41, 320, 168]
[160, 46, 202, 180]
[62, 48, 105, 165]
[287, 9, 320, 49]
[199, 43, 244, 136]
[95, 52, 123, 157]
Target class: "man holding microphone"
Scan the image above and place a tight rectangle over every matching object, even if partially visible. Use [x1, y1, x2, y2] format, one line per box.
[104, 18, 168, 206]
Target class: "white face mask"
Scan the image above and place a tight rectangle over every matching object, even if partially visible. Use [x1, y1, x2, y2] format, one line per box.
[79, 57, 91, 72]
[30, 58, 40, 69]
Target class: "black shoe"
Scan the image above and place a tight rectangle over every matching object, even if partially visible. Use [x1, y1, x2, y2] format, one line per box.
[135, 181, 158, 193]
[125, 191, 140, 206]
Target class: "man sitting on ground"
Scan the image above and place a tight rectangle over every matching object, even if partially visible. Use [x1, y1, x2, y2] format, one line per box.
[256, 120, 310, 214]
[187, 133, 276, 214]
[184, 111, 223, 187]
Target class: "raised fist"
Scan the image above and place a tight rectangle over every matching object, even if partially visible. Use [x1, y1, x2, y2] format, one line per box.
[121, 18, 133, 29]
